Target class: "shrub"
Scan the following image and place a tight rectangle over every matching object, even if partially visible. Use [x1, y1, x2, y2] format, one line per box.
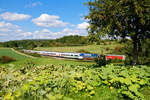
[106, 47, 110, 51]
[114, 46, 121, 53]
[30, 53, 41, 57]
[0, 56, 16, 63]
[25, 52, 41, 57]
[94, 55, 111, 67]
[110, 58, 124, 63]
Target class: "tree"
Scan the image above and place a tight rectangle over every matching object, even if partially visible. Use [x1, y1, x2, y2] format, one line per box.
[85, 0, 150, 65]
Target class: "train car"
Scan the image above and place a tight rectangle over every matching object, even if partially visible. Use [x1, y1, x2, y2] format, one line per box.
[80, 53, 99, 60]
[36, 51, 83, 59]
[105, 55, 126, 60]
[61, 53, 83, 59]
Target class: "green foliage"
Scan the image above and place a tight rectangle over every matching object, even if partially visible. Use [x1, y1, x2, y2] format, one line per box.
[0, 35, 88, 48]
[30, 53, 41, 57]
[94, 55, 111, 67]
[86, 0, 150, 39]
[0, 64, 150, 100]
[114, 39, 150, 65]
[85, 0, 150, 65]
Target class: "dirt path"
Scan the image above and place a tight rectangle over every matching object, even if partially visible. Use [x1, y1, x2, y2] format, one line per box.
[11, 48, 36, 58]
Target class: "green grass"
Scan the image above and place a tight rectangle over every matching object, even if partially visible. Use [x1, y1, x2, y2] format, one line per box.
[9, 57, 94, 68]
[35, 44, 122, 54]
[0, 48, 28, 60]
[0, 48, 94, 67]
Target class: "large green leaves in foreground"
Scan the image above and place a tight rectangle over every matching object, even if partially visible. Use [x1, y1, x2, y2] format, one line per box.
[0, 64, 150, 100]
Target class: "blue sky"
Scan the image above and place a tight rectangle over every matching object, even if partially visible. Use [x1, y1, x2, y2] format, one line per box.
[0, 0, 90, 42]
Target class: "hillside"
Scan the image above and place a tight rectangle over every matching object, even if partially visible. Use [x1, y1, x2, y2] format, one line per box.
[0, 35, 88, 49]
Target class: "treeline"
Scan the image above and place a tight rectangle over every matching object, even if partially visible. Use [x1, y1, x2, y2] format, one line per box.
[0, 35, 89, 49]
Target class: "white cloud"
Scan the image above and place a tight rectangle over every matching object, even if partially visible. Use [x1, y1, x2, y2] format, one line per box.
[22, 32, 33, 37]
[0, 8, 4, 12]
[0, 21, 33, 41]
[15, 29, 23, 33]
[0, 21, 20, 30]
[0, 21, 89, 41]
[42, 29, 51, 33]
[0, 12, 31, 21]
[32, 21, 90, 40]
[33, 29, 62, 39]
[0, 33, 8, 36]
[25, 2, 42, 8]
[0, 28, 11, 32]
[77, 22, 89, 30]
[32, 2, 42, 7]
[62, 28, 80, 35]
[32, 25, 89, 40]
[32, 14, 68, 28]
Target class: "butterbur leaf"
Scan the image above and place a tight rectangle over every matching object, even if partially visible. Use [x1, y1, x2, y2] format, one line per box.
[128, 84, 140, 92]
[22, 84, 30, 91]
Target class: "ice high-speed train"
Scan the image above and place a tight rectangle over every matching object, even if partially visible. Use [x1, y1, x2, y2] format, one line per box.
[24, 50, 99, 60]
[23, 50, 125, 60]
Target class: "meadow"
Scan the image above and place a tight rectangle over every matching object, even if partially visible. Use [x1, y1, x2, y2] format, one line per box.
[0, 48, 28, 60]
[0, 48, 94, 67]
[34, 43, 122, 54]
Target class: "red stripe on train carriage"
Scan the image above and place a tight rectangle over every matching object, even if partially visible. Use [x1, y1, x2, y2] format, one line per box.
[106, 55, 124, 60]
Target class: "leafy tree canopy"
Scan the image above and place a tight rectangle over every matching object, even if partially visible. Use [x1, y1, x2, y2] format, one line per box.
[85, 0, 150, 65]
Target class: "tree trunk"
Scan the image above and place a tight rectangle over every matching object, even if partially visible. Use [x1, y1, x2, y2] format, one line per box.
[132, 38, 138, 66]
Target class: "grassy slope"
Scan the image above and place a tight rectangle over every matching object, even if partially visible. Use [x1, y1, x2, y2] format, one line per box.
[35, 43, 122, 54]
[0, 48, 28, 60]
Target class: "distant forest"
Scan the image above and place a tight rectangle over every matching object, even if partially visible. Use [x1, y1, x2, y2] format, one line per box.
[0, 35, 90, 49]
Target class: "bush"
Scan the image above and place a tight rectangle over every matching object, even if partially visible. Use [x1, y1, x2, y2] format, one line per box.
[0, 56, 16, 63]
[94, 55, 111, 67]
[30, 53, 41, 57]
[25, 52, 41, 57]
[114, 46, 121, 52]
[110, 58, 124, 63]
[106, 47, 110, 51]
